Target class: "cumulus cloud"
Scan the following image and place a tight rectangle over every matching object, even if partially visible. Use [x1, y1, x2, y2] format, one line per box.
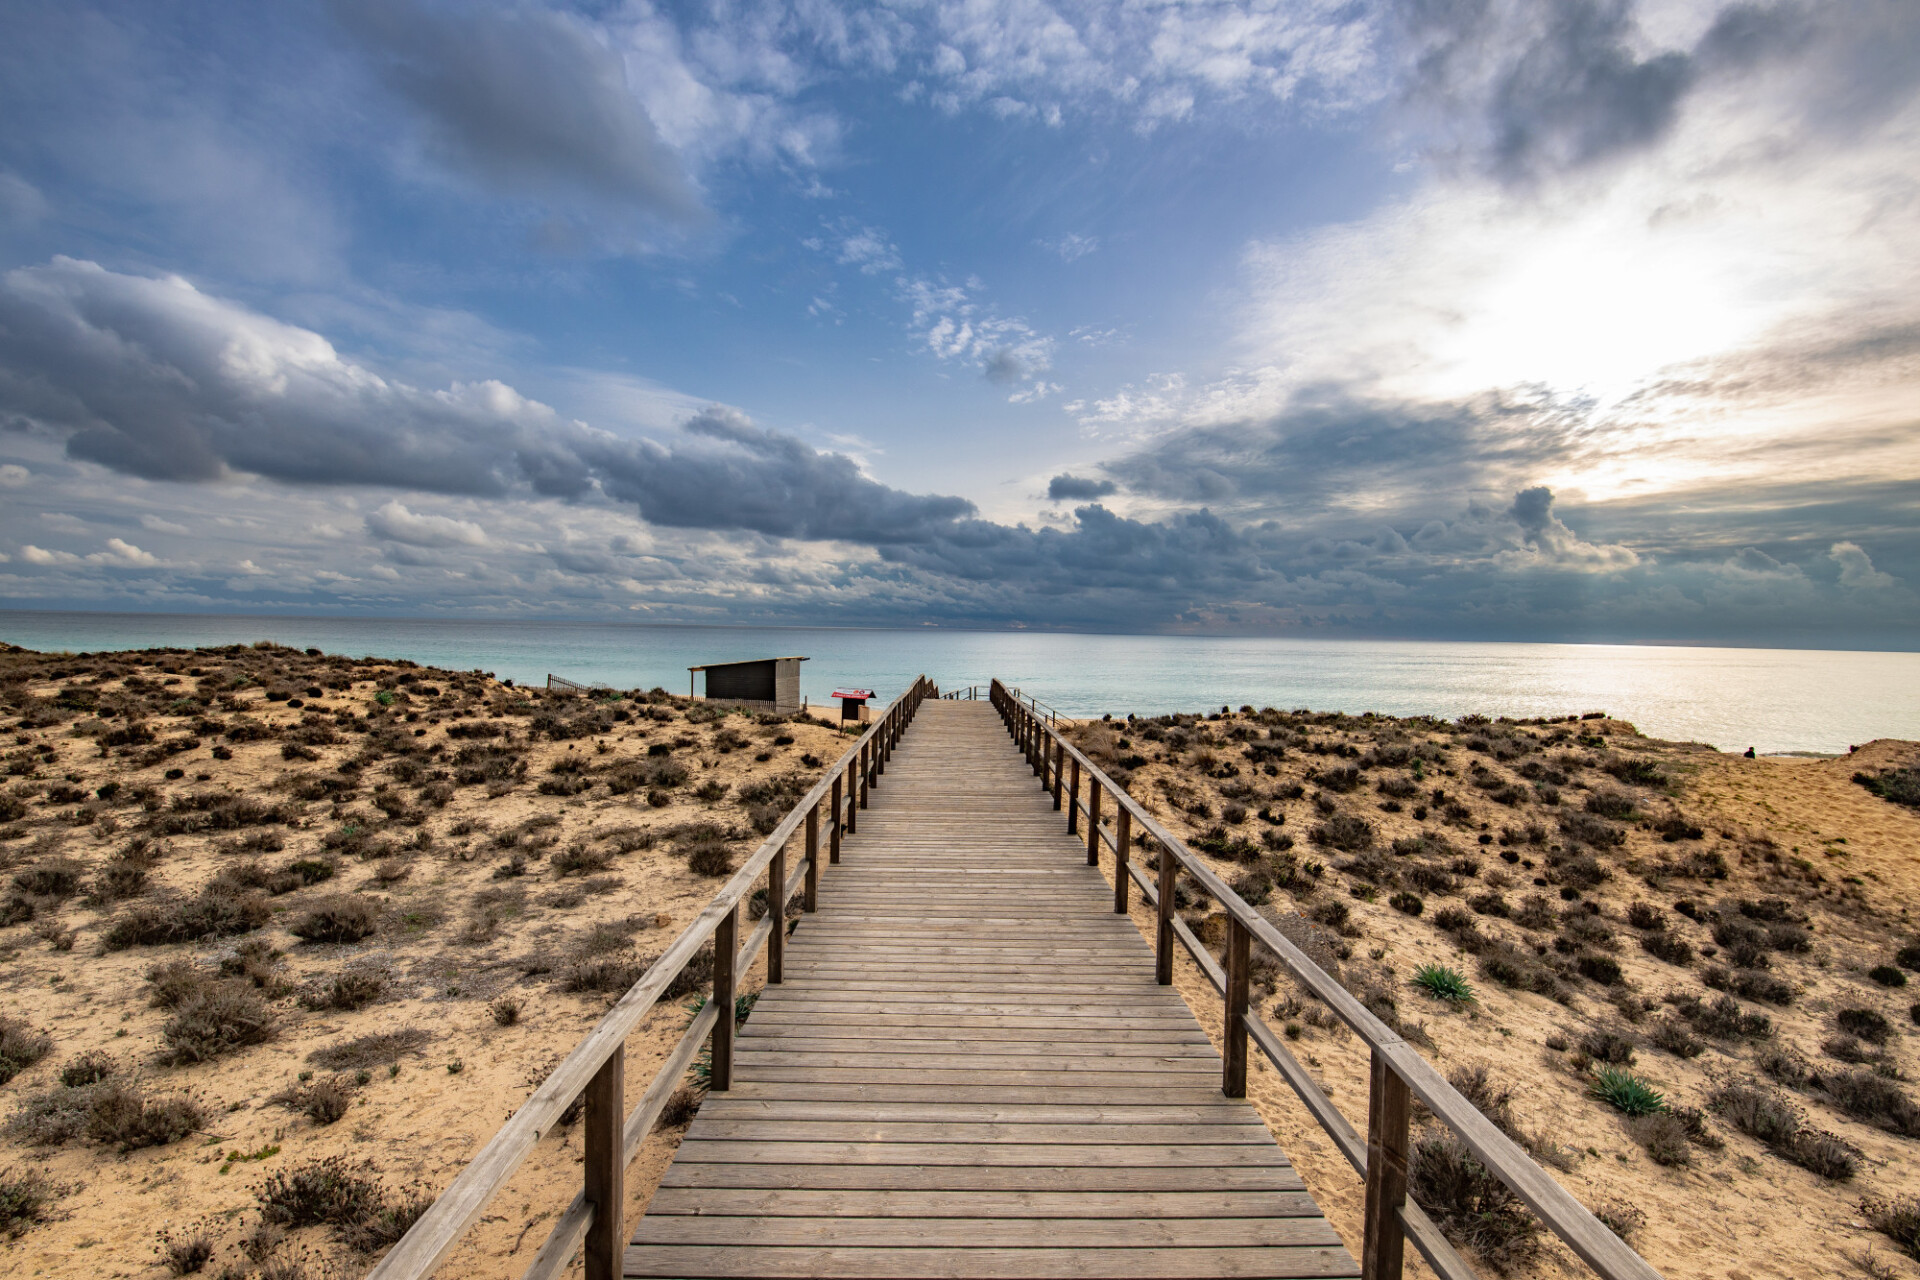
[0, 258, 983, 549]
[1048, 473, 1117, 500]
[1830, 540, 1896, 589]
[365, 501, 488, 548]
[329, 0, 702, 220]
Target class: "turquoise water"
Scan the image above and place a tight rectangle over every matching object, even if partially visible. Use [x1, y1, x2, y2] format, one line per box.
[3, 610, 1916, 755]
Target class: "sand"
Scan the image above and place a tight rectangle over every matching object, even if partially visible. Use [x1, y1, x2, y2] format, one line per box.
[0, 642, 842, 1278]
[1065, 710, 1920, 1280]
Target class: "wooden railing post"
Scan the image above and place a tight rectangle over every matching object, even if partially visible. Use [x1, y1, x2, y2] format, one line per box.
[1086, 778, 1101, 866]
[1223, 915, 1250, 1098]
[582, 1046, 624, 1280]
[1114, 807, 1131, 914]
[804, 802, 819, 912]
[829, 775, 843, 864]
[859, 742, 870, 809]
[1051, 740, 1063, 810]
[1362, 1052, 1411, 1280]
[711, 905, 737, 1091]
[1155, 841, 1176, 985]
[845, 759, 858, 833]
[1067, 757, 1080, 835]
[768, 843, 786, 981]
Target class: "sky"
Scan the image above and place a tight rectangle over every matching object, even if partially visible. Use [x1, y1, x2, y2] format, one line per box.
[0, 0, 1916, 646]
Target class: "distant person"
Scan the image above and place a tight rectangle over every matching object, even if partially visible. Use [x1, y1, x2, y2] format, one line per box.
[1744, 747, 1756, 759]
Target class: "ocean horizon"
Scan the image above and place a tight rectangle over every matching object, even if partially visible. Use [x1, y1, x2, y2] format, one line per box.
[3, 608, 1916, 757]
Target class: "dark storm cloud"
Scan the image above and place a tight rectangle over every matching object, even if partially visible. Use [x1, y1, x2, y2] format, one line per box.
[587, 407, 977, 546]
[1102, 387, 1582, 516]
[328, 0, 702, 220]
[1047, 473, 1117, 500]
[0, 257, 972, 546]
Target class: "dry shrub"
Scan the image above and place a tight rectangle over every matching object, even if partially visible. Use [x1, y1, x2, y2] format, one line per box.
[12, 857, 82, 898]
[1820, 1069, 1920, 1138]
[686, 840, 734, 878]
[85, 1081, 207, 1150]
[1678, 993, 1772, 1040]
[1711, 1080, 1860, 1179]
[1577, 1028, 1636, 1065]
[290, 894, 380, 943]
[308, 1028, 431, 1072]
[654, 1085, 701, 1130]
[0, 1017, 52, 1085]
[300, 971, 385, 1012]
[1409, 1134, 1542, 1271]
[1862, 1195, 1920, 1261]
[550, 844, 614, 876]
[102, 879, 272, 950]
[489, 997, 521, 1027]
[1837, 1007, 1892, 1044]
[1650, 1017, 1704, 1058]
[162, 982, 277, 1064]
[1641, 931, 1694, 966]
[0, 1167, 55, 1239]
[1309, 813, 1374, 852]
[256, 1155, 384, 1229]
[1629, 1112, 1692, 1165]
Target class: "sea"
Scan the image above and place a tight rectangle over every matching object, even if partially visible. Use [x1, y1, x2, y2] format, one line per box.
[2, 611, 1916, 757]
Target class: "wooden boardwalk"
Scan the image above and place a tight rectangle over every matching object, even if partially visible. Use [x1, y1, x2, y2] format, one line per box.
[626, 700, 1358, 1280]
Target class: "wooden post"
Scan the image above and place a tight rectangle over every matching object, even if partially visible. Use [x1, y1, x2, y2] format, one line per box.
[1224, 915, 1250, 1097]
[1067, 757, 1080, 835]
[804, 803, 819, 912]
[1052, 740, 1063, 810]
[582, 1046, 624, 1280]
[1114, 807, 1131, 914]
[829, 775, 843, 864]
[859, 742, 870, 809]
[1156, 841, 1176, 985]
[1086, 778, 1101, 866]
[711, 905, 737, 1091]
[1362, 1052, 1411, 1280]
[768, 844, 786, 981]
[845, 760, 857, 833]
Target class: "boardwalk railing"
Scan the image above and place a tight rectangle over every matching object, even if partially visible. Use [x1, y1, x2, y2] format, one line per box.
[990, 680, 1663, 1280]
[367, 677, 934, 1280]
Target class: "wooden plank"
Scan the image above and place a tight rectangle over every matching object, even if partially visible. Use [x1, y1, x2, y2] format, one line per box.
[642, 1189, 1324, 1219]
[667, 1141, 1296, 1168]
[657, 1164, 1306, 1193]
[693, 1101, 1276, 1125]
[683, 1121, 1276, 1145]
[625, 1244, 1359, 1279]
[631, 1216, 1343, 1249]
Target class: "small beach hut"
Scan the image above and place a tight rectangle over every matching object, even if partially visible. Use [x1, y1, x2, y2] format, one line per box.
[687, 656, 807, 714]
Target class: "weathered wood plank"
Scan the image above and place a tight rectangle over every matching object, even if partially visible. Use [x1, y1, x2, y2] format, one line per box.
[632, 1215, 1344, 1249]
[625, 1244, 1360, 1279]
[642, 1188, 1323, 1218]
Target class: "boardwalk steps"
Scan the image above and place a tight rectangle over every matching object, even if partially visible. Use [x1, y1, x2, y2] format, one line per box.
[625, 700, 1358, 1279]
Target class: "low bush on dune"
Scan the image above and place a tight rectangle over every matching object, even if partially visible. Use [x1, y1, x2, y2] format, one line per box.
[289, 894, 380, 944]
[1409, 1133, 1543, 1271]
[1853, 766, 1920, 810]
[161, 981, 277, 1064]
[0, 1018, 52, 1086]
[1711, 1080, 1860, 1180]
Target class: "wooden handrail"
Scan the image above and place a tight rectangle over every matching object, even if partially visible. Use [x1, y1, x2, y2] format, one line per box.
[989, 680, 1661, 1280]
[366, 677, 933, 1280]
